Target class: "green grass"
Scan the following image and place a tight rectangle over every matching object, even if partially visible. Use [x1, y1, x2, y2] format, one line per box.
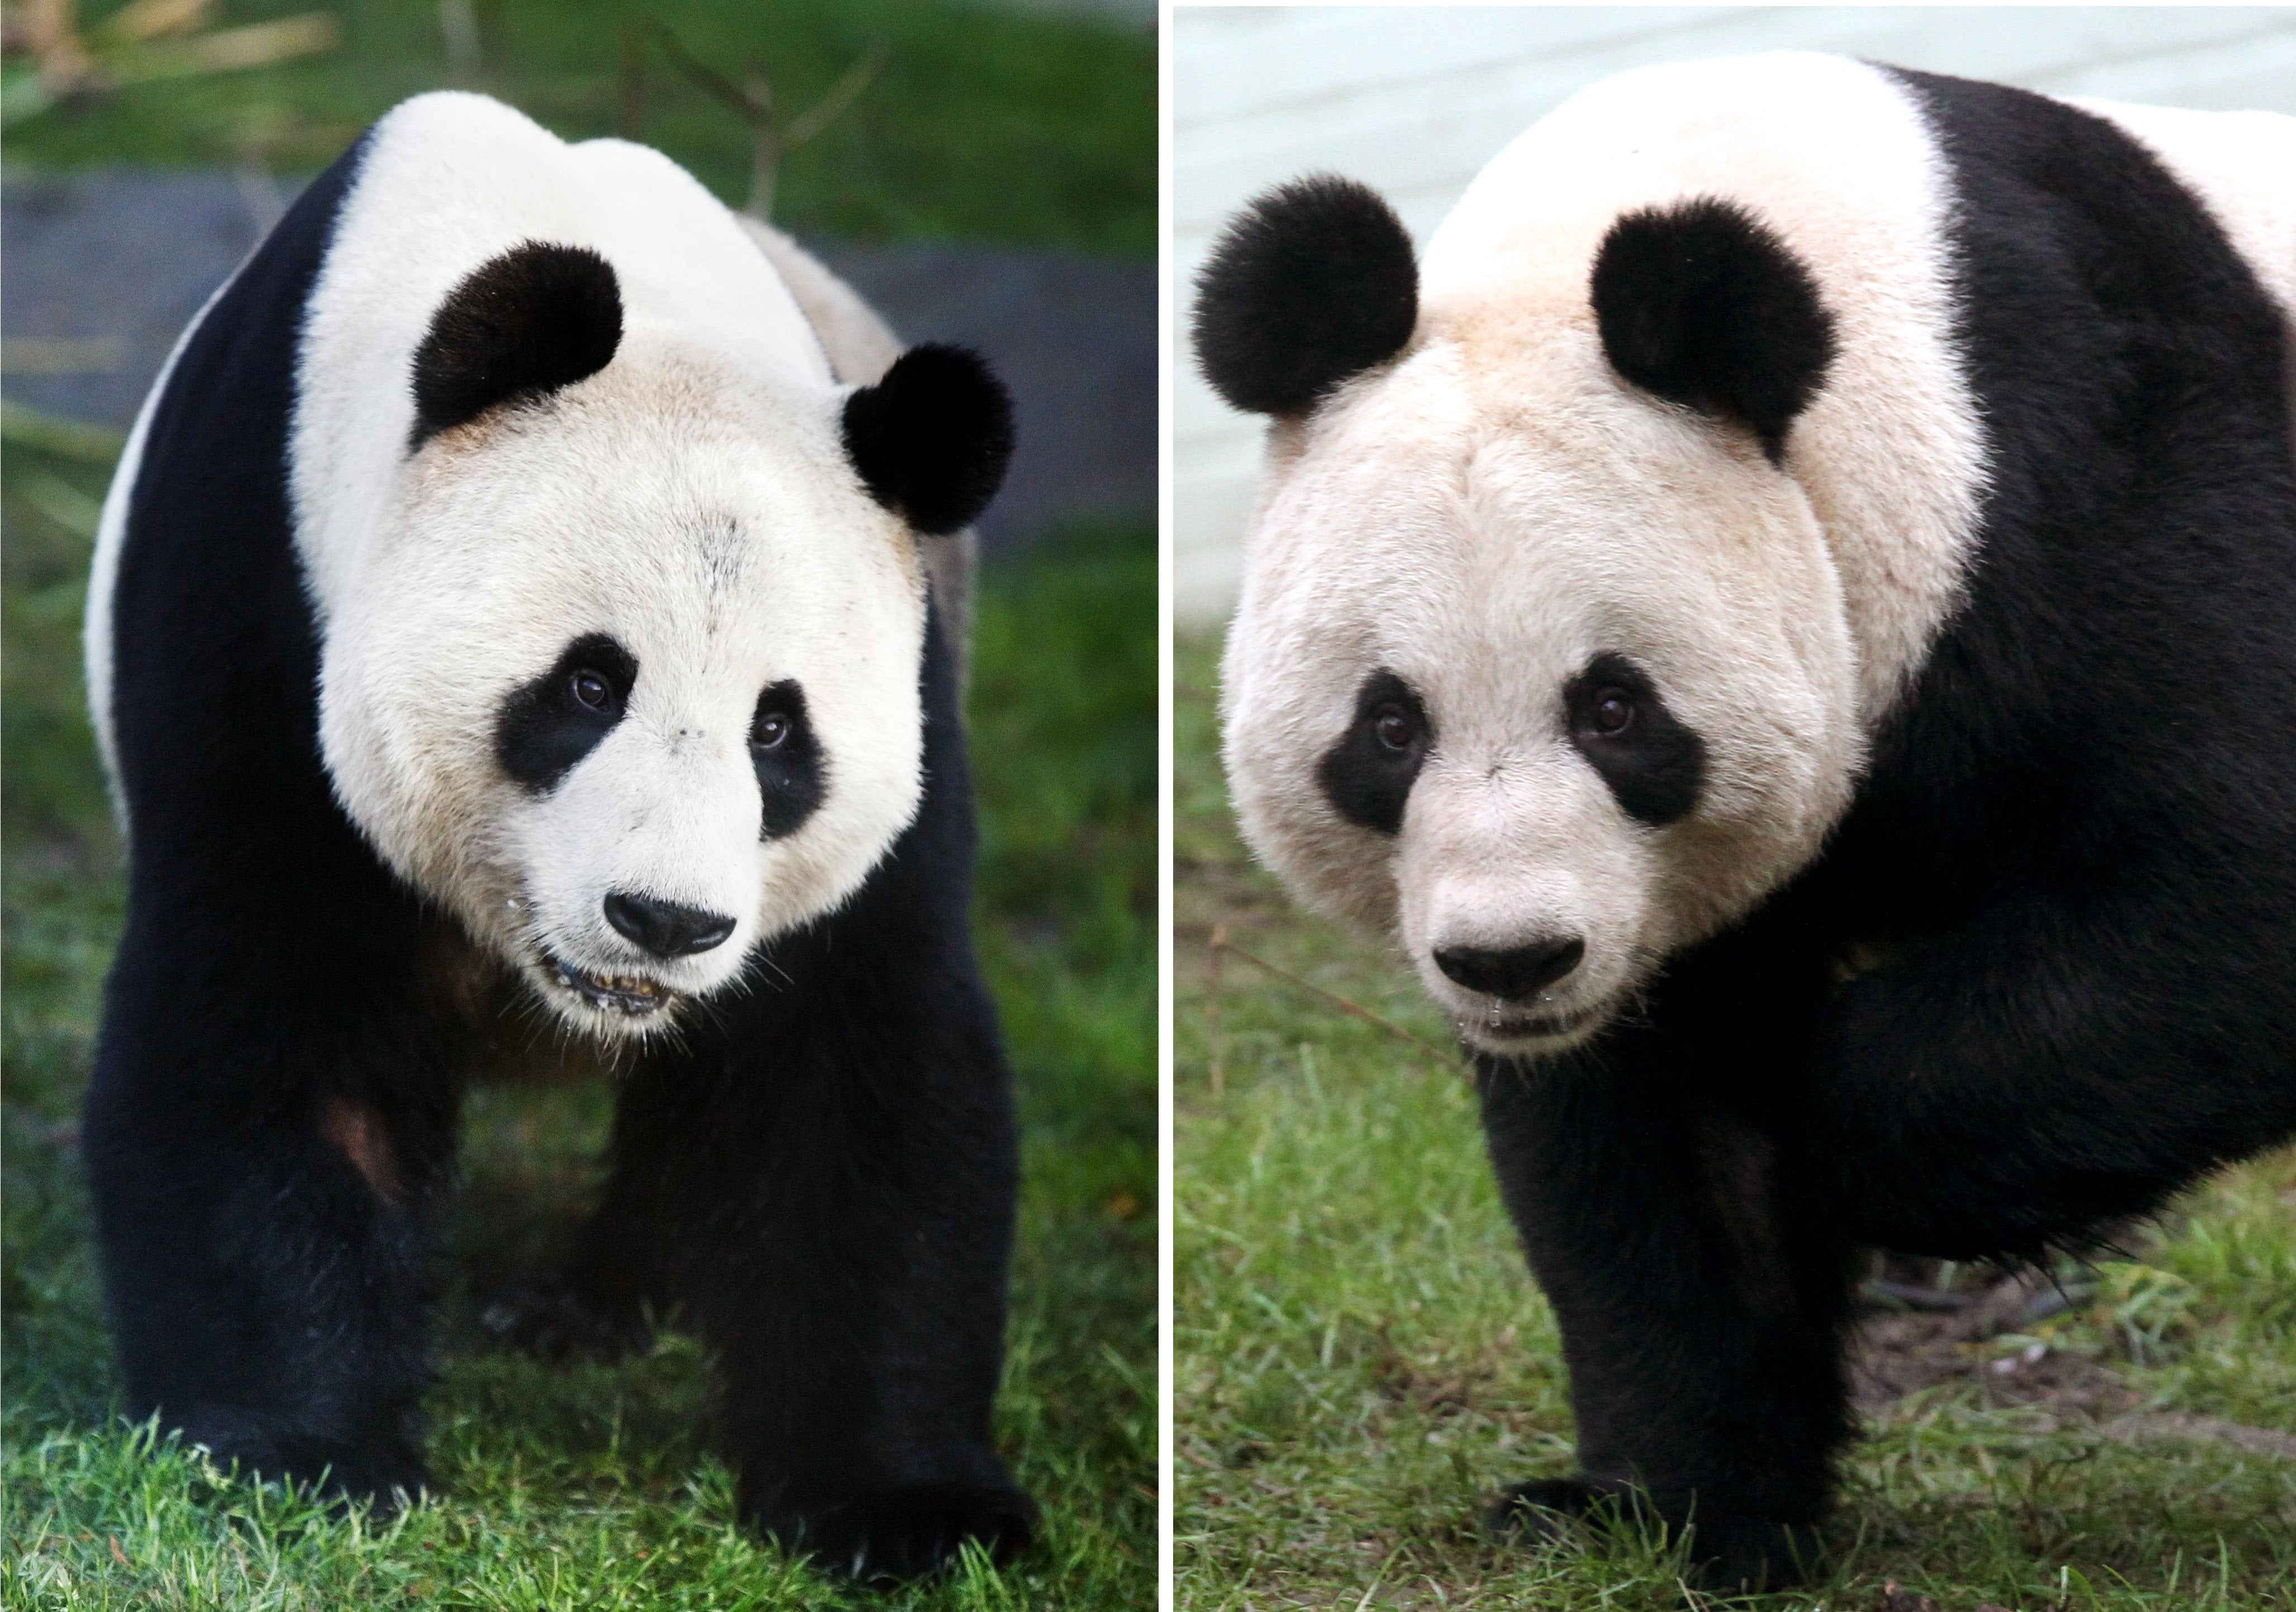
[4, 0, 1155, 256]
[0, 429, 1155, 1609]
[1173, 632, 2296, 1610]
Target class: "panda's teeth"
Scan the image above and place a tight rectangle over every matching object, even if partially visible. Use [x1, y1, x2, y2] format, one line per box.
[545, 953, 675, 1016]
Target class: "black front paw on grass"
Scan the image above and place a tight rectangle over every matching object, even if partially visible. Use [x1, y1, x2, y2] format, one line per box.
[751, 1480, 1039, 1584]
[1676, 1511, 1817, 1594]
[1487, 1477, 1812, 1592]
[176, 1411, 432, 1514]
[1485, 1475, 1643, 1543]
[477, 1282, 649, 1363]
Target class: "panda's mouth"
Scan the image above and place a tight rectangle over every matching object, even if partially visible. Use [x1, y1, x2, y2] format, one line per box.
[1465, 1000, 1606, 1051]
[542, 951, 679, 1018]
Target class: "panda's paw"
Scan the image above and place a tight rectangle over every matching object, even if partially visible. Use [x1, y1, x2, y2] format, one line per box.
[1484, 1475, 1615, 1541]
[477, 1282, 649, 1363]
[747, 1477, 1039, 1583]
[1487, 1477, 1812, 1590]
[1676, 1512, 1815, 1592]
[174, 1407, 432, 1513]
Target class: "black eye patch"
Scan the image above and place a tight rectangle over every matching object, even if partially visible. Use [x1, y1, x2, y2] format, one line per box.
[751, 679, 825, 840]
[1317, 668, 1431, 836]
[496, 632, 637, 794]
[1564, 652, 1704, 825]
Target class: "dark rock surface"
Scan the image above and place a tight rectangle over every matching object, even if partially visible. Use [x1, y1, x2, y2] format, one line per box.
[1, 169, 1152, 552]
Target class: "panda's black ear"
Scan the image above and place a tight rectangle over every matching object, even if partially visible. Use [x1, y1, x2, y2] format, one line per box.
[409, 242, 622, 449]
[1591, 198, 1836, 463]
[841, 343, 1016, 537]
[1193, 175, 1418, 417]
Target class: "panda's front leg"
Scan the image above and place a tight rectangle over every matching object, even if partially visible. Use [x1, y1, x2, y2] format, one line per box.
[632, 995, 1035, 1583]
[1474, 1001, 1857, 1592]
[82, 908, 456, 1509]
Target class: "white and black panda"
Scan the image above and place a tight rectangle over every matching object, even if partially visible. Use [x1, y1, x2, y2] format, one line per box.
[82, 92, 1032, 1580]
[1194, 53, 2296, 1590]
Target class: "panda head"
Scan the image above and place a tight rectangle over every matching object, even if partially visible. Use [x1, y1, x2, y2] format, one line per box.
[1197, 179, 1863, 1058]
[319, 241, 1011, 1039]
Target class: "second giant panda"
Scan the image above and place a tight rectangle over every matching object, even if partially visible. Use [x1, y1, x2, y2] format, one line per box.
[1194, 51, 2296, 1589]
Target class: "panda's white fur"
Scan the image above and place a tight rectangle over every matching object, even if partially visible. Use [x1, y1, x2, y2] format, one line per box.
[744, 217, 979, 670]
[96, 93, 938, 1040]
[1217, 52, 2287, 1058]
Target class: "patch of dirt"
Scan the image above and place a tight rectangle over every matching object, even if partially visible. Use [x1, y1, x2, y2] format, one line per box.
[1848, 1257, 2132, 1419]
[1849, 1256, 2296, 1462]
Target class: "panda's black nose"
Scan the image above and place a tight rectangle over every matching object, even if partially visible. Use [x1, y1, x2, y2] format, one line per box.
[1435, 938, 1584, 1000]
[603, 892, 737, 958]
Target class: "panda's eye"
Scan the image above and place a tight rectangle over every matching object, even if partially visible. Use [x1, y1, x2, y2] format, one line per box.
[1587, 689, 1635, 737]
[1372, 705, 1419, 751]
[752, 710, 791, 750]
[570, 669, 615, 713]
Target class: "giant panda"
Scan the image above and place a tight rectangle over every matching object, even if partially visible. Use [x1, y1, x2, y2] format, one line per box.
[82, 91, 1033, 1582]
[1193, 53, 2296, 1590]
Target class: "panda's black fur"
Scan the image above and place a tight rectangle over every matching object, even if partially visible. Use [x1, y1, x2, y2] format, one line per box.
[409, 241, 623, 447]
[1200, 64, 2296, 1590]
[1193, 174, 1420, 417]
[1589, 198, 1838, 465]
[85, 120, 1032, 1581]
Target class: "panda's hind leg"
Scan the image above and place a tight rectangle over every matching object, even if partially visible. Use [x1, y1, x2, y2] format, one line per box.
[477, 1279, 654, 1363]
[475, 1134, 664, 1365]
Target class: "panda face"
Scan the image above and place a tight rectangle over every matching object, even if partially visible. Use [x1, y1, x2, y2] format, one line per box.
[318, 344, 928, 1039]
[1221, 335, 1862, 1057]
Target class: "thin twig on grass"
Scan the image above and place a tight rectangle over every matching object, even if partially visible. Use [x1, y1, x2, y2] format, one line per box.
[1203, 928, 1457, 1071]
[1206, 923, 1226, 1096]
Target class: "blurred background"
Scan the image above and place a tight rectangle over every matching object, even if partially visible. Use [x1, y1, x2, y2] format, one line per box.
[1174, 4, 2296, 623]
[2, 4, 1154, 1606]
[8, 0, 1156, 549]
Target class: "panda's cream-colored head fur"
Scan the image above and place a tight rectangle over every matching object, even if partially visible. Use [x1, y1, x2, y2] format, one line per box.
[1198, 54, 1988, 1058]
[1219, 325, 1861, 1056]
[284, 94, 1010, 1039]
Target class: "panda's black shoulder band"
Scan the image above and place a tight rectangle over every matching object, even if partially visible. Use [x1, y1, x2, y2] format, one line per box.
[409, 241, 622, 449]
[1193, 174, 1418, 418]
[1591, 197, 1836, 463]
[841, 343, 1015, 537]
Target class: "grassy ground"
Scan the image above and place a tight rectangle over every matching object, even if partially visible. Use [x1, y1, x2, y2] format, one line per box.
[0, 425, 1156, 1609]
[3, 0, 1155, 256]
[1173, 633, 2296, 1611]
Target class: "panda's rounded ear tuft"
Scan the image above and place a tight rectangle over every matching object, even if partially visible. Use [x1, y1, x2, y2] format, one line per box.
[1591, 198, 1836, 464]
[1193, 175, 1418, 417]
[841, 343, 1015, 537]
[409, 242, 622, 449]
